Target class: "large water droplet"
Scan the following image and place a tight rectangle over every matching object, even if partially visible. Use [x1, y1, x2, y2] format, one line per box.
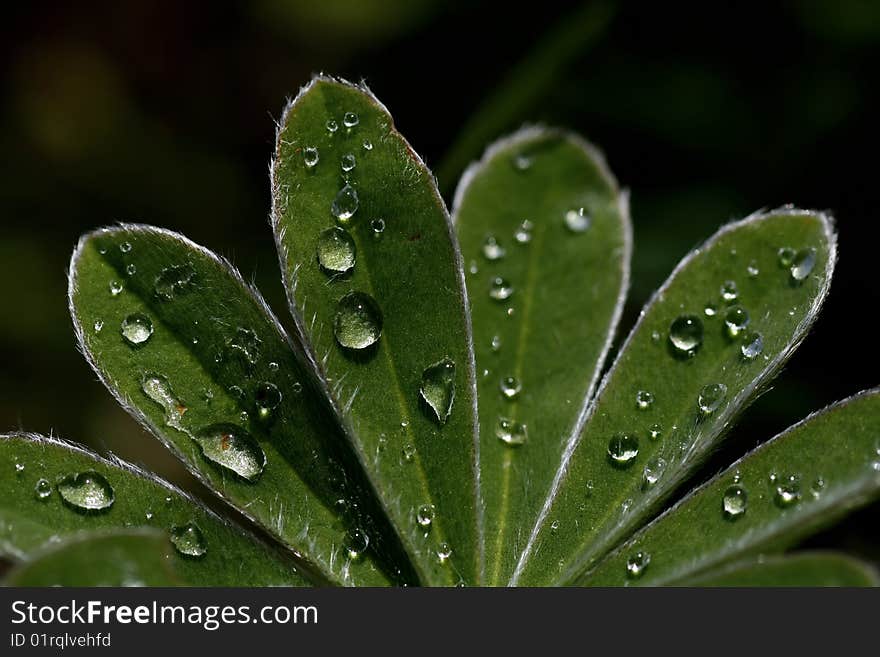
[419, 358, 456, 425]
[316, 227, 356, 275]
[668, 315, 703, 356]
[698, 383, 728, 415]
[192, 424, 266, 482]
[565, 207, 591, 232]
[343, 112, 359, 128]
[722, 484, 747, 519]
[724, 305, 750, 338]
[142, 373, 187, 432]
[120, 313, 154, 347]
[489, 277, 514, 301]
[345, 529, 369, 560]
[170, 522, 207, 558]
[334, 291, 383, 350]
[437, 543, 452, 564]
[110, 280, 124, 296]
[626, 551, 650, 579]
[57, 471, 115, 512]
[331, 184, 359, 222]
[741, 331, 764, 360]
[303, 146, 319, 168]
[34, 478, 52, 500]
[490, 335, 502, 352]
[790, 248, 816, 282]
[341, 153, 356, 172]
[255, 382, 282, 423]
[496, 417, 527, 446]
[721, 280, 738, 303]
[120, 241, 132, 253]
[482, 235, 506, 261]
[154, 264, 197, 301]
[774, 474, 801, 507]
[607, 434, 639, 468]
[500, 376, 522, 400]
[643, 456, 667, 488]
[636, 390, 654, 410]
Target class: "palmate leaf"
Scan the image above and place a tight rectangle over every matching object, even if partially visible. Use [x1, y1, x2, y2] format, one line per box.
[585, 389, 880, 586]
[4, 528, 181, 587]
[511, 208, 836, 585]
[68, 225, 410, 586]
[0, 433, 303, 586]
[453, 127, 630, 584]
[271, 77, 480, 585]
[683, 553, 880, 587]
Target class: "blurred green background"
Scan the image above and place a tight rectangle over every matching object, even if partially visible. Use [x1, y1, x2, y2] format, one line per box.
[2, 1, 878, 564]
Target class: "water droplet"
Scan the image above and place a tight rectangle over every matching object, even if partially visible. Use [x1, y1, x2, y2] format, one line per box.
[724, 305, 750, 338]
[626, 551, 651, 579]
[774, 474, 801, 507]
[437, 543, 452, 563]
[402, 444, 416, 463]
[651, 330, 661, 344]
[585, 480, 595, 496]
[811, 476, 826, 498]
[316, 227, 356, 274]
[550, 520, 560, 532]
[120, 241, 132, 253]
[495, 417, 527, 446]
[468, 260, 479, 275]
[345, 529, 369, 560]
[500, 376, 521, 400]
[649, 423, 662, 440]
[607, 434, 639, 468]
[778, 247, 795, 267]
[93, 320, 104, 332]
[334, 291, 383, 350]
[513, 154, 532, 170]
[192, 424, 266, 482]
[326, 119, 338, 133]
[126, 263, 137, 276]
[145, 510, 154, 521]
[565, 207, 591, 232]
[747, 260, 760, 278]
[255, 382, 282, 423]
[228, 385, 245, 400]
[57, 471, 115, 512]
[109, 280, 124, 296]
[790, 248, 816, 282]
[371, 218, 385, 236]
[331, 183, 359, 222]
[489, 277, 514, 301]
[120, 313, 154, 347]
[514, 220, 533, 243]
[741, 331, 764, 360]
[303, 146, 319, 168]
[343, 112, 359, 128]
[721, 280, 738, 303]
[698, 383, 728, 415]
[142, 373, 187, 432]
[170, 522, 207, 558]
[341, 153, 356, 172]
[636, 390, 654, 410]
[704, 303, 717, 317]
[482, 235, 506, 261]
[362, 139, 373, 151]
[490, 335, 502, 352]
[292, 382, 303, 394]
[643, 456, 667, 488]
[34, 478, 52, 500]
[154, 264, 197, 301]
[416, 504, 434, 528]
[419, 358, 456, 425]
[226, 327, 262, 368]
[668, 315, 703, 356]
[722, 485, 748, 519]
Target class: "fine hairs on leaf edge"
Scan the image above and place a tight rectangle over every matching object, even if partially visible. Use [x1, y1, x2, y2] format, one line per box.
[268, 74, 484, 583]
[587, 386, 880, 586]
[511, 206, 838, 585]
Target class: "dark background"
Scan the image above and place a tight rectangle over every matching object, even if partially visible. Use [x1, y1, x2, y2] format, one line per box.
[2, 1, 878, 567]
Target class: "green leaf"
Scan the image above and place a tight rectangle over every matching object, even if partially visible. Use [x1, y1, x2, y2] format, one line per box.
[511, 208, 837, 585]
[682, 553, 880, 587]
[453, 127, 631, 584]
[271, 76, 480, 585]
[0, 433, 305, 586]
[435, 1, 615, 192]
[68, 225, 408, 587]
[4, 528, 181, 587]
[584, 389, 880, 586]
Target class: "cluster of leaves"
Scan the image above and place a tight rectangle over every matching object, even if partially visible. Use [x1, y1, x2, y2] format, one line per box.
[2, 77, 878, 587]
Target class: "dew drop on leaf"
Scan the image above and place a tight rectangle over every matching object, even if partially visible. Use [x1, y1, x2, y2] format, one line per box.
[343, 111, 359, 128]
[226, 327, 262, 368]
[721, 280, 738, 303]
[333, 291, 383, 350]
[774, 474, 801, 507]
[303, 146, 319, 168]
[154, 264, 197, 301]
[192, 423, 266, 482]
[109, 280, 124, 296]
[704, 302, 717, 317]
[120, 313, 154, 347]
[126, 263, 137, 276]
[643, 456, 667, 488]
[316, 227, 356, 274]
[345, 528, 369, 560]
[722, 484, 747, 519]
[326, 119, 338, 133]
[777, 247, 795, 267]
[790, 247, 817, 282]
[120, 241, 132, 253]
[482, 235, 506, 261]
[57, 471, 115, 512]
[626, 551, 650, 579]
[170, 522, 207, 558]
[362, 140, 373, 151]
[747, 260, 760, 277]
[500, 376, 522, 400]
[371, 218, 385, 236]
[416, 504, 435, 528]
[741, 331, 764, 360]
[331, 183, 359, 223]
[724, 305, 750, 338]
[636, 390, 654, 410]
[496, 417, 527, 446]
[564, 207, 591, 232]
[489, 277, 514, 302]
[142, 373, 187, 432]
[668, 315, 703, 356]
[419, 358, 456, 425]
[437, 543, 452, 564]
[514, 219, 533, 243]
[255, 382, 282, 423]
[34, 478, 52, 500]
[649, 423, 662, 440]
[698, 383, 728, 415]
[607, 434, 639, 467]
[341, 153, 356, 172]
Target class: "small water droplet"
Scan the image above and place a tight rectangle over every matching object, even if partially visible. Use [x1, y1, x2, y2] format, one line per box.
[34, 478, 52, 500]
[109, 280, 124, 296]
[626, 551, 650, 579]
[268, 361, 279, 372]
[811, 476, 826, 498]
[636, 390, 654, 410]
[500, 376, 522, 400]
[724, 305, 750, 338]
[704, 303, 717, 317]
[120, 313, 154, 347]
[585, 480, 595, 496]
[170, 522, 207, 558]
[326, 119, 338, 133]
[514, 154, 532, 170]
[371, 218, 385, 236]
[489, 277, 514, 301]
[698, 383, 728, 415]
[362, 139, 373, 151]
[468, 260, 479, 275]
[607, 434, 639, 467]
[778, 247, 796, 267]
[93, 320, 104, 332]
[774, 474, 801, 507]
[564, 207, 591, 232]
[490, 335, 502, 352]
[126, 263, 137, 276]
[668, 315, 703, 356]
[120, 241, 132, 253]
[419, 358, 456, 425]
[303, 146, 319, 168]
[239, 410, 250, 424]
[649, 423, 662, 440]
[193, 424, 266, 482]
[341, 153, 356, 172]
[154, 264, 198, 301]
[741, 331, 764, 360]
[331, 183, 359, 222]
[651, 330, 661, 344]
[416, 504, 435, 528]
[514, 219, 533, 243]
[482, 235, 506, 261]
[255, 382, 282, 423]
[722, 484, 748, 519]
[496, 417, 527, 446]
[334, 291, 383, 350]
[747, 260, 760, 278]
[790, 248, 817, 282]
[57, 471, 115, 512]
[643, 456, 667, 488]
[316, 227, 356, 274]
[345, 528, 369, 560]
[292, 382, 303, 394]
[437, 543, 452, 563]
[402, 444, 416, 463]
[550, 520, 560, 532]
[343, 112, 359, 128]
[721, 280, 738, 303]
[145, 510, 154, 521]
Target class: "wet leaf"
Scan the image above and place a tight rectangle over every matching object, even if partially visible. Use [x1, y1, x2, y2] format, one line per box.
[683, 553, 879, 587]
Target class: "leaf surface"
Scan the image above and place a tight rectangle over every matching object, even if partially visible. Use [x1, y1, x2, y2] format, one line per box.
[453, 127, 630, 584]
[683, 553, 879, 587]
